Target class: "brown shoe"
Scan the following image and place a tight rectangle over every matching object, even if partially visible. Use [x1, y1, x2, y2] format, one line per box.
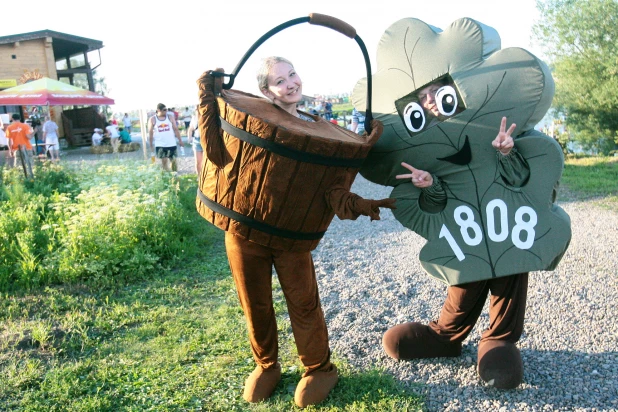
[242, 363, 281, 403]
[382, 322, 462, 360]
[294, 363, 338, 408]
[477, 340, 523, 389]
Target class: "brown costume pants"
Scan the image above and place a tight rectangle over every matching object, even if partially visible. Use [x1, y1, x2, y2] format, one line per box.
[225, 232, 330, 376]
[430, 273, 529, 344]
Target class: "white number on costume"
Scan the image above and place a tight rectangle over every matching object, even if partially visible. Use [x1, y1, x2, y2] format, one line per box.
[439, 200, 538, 260]
[486, 199, 509, 242]
[454, 205, 483, 246]
[511, 206, 537, 249]
[439, 225, 465, 261]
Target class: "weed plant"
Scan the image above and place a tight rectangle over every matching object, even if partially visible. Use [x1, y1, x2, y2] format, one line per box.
[0, 162, 196, 291]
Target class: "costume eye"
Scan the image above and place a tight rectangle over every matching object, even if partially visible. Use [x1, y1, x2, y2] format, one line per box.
[403, 101, 425, 132]
[435, 85, 458, 116]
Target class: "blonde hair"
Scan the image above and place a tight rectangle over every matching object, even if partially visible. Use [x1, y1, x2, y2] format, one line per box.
[256, 56, 294, 91]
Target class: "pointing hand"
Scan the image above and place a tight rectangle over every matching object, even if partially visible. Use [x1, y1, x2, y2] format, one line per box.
[396, 162, 434, 188]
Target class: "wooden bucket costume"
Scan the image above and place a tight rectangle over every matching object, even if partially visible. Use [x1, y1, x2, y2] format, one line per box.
[352, 18, 572, 285]
[196, 14, 382, 252]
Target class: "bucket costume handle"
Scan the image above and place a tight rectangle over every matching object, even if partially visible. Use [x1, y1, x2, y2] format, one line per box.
[215, 13, 375, 134]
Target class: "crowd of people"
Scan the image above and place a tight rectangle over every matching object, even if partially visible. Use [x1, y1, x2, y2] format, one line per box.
[1, 98, 360, 173]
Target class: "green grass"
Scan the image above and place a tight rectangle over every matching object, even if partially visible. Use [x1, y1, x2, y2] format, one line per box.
[560, 156, 618, 209]
[0, 173, 423, 411]
[332, 103, 354, 118]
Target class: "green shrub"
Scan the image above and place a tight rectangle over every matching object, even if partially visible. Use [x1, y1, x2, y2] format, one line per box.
[0, 188, 51, 290]
[1, 162, 79, 200]
[0, 161, 200, 292]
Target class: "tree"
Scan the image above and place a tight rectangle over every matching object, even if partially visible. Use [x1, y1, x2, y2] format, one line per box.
[534, 0, 618, 154]
[93, 69, 112, 119]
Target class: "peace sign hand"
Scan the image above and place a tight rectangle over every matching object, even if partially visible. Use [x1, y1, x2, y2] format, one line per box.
[396, 162, 434, 188]
[492, 116, 516, 155]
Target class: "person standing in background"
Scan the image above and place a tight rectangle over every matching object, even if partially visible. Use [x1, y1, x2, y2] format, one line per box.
[105, 121, 120, 153]
[351, 108, 366, 135]
[324, 100, 333, 120]
[148, 103, 182, 171]
[122, 113, 133, 134]
[182, 107, 192, 130]
[6, 113, 33, 168]
[42, 115, 60, 162]
[0, 116, 10, 164]
[29, 107, 44, 155]
[169, 107, 179, 124]
[187, 109, 203, 176]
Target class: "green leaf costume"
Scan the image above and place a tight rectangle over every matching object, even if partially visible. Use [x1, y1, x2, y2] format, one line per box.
[352, 17, 571, 285]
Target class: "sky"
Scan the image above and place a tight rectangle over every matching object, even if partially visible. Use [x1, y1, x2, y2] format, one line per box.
[1, 0, 545, 114]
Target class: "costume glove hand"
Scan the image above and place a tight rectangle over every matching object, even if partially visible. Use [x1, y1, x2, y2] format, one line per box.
[197, 68, 224, 95]
[356, 197, 397, 221]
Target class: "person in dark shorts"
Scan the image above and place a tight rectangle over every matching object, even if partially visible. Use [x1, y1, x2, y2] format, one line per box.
[148, 103, 183, 171]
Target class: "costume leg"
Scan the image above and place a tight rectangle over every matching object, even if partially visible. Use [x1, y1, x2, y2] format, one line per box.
[273, 250, 337, 407]
[273, 251, 330, 374]
[431, 280, 491, 341]
[383, 280, 489, 360]
[224, 233, 281, 402]
[477, 272, 528, 389]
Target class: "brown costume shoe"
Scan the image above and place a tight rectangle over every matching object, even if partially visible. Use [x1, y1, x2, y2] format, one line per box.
[242, 363, 281, 403]
[382, 322, 462, 360]
[477, 340, 523, 389]
[294, 363, 338, 408]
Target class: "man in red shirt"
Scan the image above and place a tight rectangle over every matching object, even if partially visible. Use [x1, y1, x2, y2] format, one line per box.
[6, 113, 33, 168]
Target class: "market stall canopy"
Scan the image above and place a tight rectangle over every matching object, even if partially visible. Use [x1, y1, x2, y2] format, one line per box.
[0, 77, 114, 106]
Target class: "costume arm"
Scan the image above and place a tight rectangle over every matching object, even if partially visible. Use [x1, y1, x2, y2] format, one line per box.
[419, 175, 447, 213]
[325, 175, 396, 221]
[497, 147, 530, 187]
[197, 69, 226, 168]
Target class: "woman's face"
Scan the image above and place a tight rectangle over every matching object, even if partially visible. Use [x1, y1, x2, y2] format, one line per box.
[417, 83, 442, 117]
[262, 62, 302, 106]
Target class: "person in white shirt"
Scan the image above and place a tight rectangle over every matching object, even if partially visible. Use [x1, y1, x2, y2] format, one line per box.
[105, 122, 120, 153]
[42, 115, 60, 162]
[187, 109, 202, 175]
[148, 103, 183, 171]
[92, 128, 103, 146]
[122, 113, 133, 134]
[0, 116, 9, 164]
[182, 107, 192, 130]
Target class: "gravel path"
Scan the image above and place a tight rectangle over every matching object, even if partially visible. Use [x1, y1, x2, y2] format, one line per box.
[314, 175, 618, 412]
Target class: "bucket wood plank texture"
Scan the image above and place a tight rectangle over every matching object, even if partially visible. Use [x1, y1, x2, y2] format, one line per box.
[197, 89, 382, 252]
